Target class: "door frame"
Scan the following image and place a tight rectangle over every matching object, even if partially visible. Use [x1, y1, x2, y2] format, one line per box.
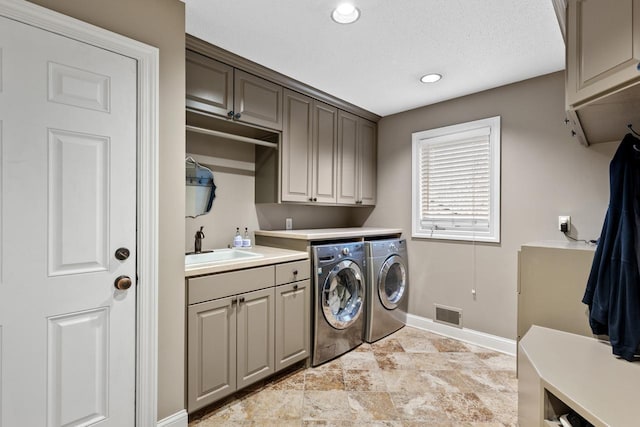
[0, 1, 160, 425]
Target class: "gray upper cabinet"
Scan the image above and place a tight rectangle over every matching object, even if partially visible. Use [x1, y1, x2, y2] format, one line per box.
[566, 0, 640, 108]
[281, 89, 313, 202]
[234, 70, 283, 130]
[186, 50, 283, 131]
[281, 89, 338, 204]
[337, 110, 377, 205]
[186, 50, 233, 117]
[558, 0, 640, 145]
[358, 118, 377, 206]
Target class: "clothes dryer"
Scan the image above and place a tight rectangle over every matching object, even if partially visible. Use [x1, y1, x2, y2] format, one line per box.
[311, 242, 365, 366]
[365, 239, 408, 343]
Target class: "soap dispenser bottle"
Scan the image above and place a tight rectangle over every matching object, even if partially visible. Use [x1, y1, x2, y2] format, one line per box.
[233, 227, 243, 248]
[242, 227, 251, 248]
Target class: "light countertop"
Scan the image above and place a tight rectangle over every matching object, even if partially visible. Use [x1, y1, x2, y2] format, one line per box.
[521, 240, 597, 251]
[254, 227, 403, 241]
[520, 326, 640, 426]
[185, 245, 308, 277]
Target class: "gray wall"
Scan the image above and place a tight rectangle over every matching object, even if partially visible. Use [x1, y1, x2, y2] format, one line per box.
[364, 71, 617, 340]
[186, 136, 365, 251]
[26, 0, 186, 420]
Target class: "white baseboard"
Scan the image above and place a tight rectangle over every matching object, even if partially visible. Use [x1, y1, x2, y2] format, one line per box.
[406, 313, 516, 356]
[157, 410, 188, 427]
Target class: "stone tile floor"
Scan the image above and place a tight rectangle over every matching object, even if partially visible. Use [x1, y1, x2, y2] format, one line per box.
[188, 326, 517, 426]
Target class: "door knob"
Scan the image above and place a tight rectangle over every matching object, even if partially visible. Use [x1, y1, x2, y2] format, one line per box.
[114, 275, 132, 290]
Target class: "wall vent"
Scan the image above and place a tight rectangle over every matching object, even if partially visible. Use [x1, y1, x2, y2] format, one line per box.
[434, 304, 463, 328]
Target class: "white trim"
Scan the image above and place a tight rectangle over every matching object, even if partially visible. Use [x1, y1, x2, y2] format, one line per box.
[0, 1, 160, 425]
[157, 410, 188, 427]
[406, 313, 516, 356]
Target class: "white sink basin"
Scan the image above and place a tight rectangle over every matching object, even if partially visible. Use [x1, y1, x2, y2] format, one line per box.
[185, 249, 263, 266]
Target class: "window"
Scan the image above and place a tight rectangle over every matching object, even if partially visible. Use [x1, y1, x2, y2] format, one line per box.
[411, 116, 501, 242]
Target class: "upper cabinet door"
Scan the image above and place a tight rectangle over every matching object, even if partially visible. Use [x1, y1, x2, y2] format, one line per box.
[312, 101, 338, 203]
[358, 119, 377, 206]
[186, 50, 233, 117]
[566, 0, 640, 108]
[337, 110, 358, 205]
[234, 70, 283, 130]
[281, 89, 313, 202]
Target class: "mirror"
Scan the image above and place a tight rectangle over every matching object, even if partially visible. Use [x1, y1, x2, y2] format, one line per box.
[185, 157, 216, 218]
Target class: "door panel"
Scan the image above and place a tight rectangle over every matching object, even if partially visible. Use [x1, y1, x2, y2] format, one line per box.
[47, 62, 111, 112]
[234, 70, 283, 130]
[358, 119, 377, 205]
[186, 50, 233, 116]
[47, 308, 109, 427]
[312, 101, 337, 203]
[337, 110, 358, 204]
[0, 16, 136, 426]
[188, 297, 237, 411]
[281, 89, 312, 202]
[236, 287, 274, 389]
[275, 280, 310, 370]
[48, 129, 109, 275]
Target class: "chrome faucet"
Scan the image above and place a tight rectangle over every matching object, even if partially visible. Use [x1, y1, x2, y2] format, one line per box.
[194, 226, 205, 253]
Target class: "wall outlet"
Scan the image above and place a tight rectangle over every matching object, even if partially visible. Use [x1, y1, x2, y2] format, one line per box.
[285, 218, 293, 230]
[558, 215, 571, 232]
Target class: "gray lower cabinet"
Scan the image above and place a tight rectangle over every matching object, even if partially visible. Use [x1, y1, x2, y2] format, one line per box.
[187, 260, 310, 413]
[187, 295, 237, 411]
[275, 259, 311, 370]
[236, 287, 275, 389]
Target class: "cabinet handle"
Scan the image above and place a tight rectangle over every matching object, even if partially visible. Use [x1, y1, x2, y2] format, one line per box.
[239, 297, 245, 304]
[231, 298, 237, 305]
[293, 284, 298, 290]
[293, 269, 298, 276]
[227, 110, 234, 118]
[234, 112, 242, 120]
[308, 197, 313, 202]
[313, 198, 317, 202]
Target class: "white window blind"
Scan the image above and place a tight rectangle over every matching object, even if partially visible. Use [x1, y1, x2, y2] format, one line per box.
[412, 117, 500, 242]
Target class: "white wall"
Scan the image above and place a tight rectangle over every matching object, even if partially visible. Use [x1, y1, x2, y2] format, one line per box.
[364, 71, 617, 340]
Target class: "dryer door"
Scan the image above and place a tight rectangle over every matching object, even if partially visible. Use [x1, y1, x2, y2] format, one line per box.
[322, 260, 364, 329]
[378, 255, 407, 310]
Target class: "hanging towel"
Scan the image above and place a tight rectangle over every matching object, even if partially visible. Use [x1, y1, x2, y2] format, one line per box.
[583, 133, 640, 361]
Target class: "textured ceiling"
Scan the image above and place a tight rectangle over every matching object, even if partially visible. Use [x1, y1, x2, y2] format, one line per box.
[185, 0, 565, 117]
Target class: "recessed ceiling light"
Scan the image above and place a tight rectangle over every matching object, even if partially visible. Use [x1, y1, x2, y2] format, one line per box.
[420, 73, 442, 83]
[331, 3, 360, 24]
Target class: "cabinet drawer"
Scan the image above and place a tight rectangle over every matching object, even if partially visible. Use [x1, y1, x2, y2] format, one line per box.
[275, 260, 310, 285]
[188, 265, 275, 305]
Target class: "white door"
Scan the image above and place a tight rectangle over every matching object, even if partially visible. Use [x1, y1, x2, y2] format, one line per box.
[0, 15, 137, 427]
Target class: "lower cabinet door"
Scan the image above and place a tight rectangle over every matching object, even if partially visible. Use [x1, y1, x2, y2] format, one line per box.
[188, 296, 237, 412]
[236, 287, 275, 389]
[275, 279, 311, 370]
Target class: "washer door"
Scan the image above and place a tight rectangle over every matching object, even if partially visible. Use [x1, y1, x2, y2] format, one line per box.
[378, 255, 407, 310]
[322, 260, 364, 329]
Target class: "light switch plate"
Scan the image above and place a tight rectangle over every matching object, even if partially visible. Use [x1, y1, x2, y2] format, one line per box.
[285, 218, 293, 230]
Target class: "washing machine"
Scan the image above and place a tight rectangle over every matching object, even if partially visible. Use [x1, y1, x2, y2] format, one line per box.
[311, 241, 366, 366]
[365, 238, 409, 343]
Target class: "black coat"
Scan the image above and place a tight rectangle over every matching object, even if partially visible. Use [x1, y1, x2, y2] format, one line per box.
[583, 133, 640, 361]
